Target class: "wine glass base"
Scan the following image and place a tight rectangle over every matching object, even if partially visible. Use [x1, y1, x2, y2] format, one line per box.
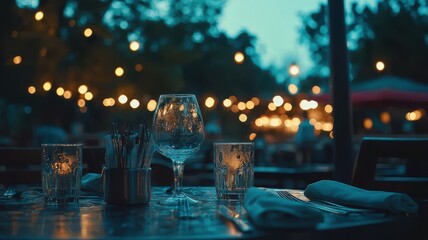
[160, 192, 198, 206]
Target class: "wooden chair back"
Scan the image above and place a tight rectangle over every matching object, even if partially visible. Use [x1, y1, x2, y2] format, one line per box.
[352, 137, 428, 197]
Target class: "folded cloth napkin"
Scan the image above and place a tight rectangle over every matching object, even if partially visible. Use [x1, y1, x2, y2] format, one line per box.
[244, 187, 323, 229]
[81, 173, 102, 194]
[304, 180, 419, 214]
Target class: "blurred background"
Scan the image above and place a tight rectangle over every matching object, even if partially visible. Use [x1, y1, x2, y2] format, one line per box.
[1, 0, 427, 169]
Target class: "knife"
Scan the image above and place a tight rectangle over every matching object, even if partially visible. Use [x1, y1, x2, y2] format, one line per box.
[218, 205, 253, 233]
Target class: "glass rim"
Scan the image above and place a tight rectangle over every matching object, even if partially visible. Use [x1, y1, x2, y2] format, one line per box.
[41, 143, 83, 147]
[159, 94, 196, 97]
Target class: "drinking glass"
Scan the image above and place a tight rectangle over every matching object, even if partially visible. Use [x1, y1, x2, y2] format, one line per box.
[152, 94, 205, 205]
[41, 143, 82, 204]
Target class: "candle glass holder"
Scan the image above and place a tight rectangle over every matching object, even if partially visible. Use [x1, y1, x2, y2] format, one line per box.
[41, 143, 82, 204]
[213, 142, 254, 201]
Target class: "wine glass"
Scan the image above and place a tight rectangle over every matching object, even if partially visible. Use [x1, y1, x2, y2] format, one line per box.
[152, 94, 205, 205]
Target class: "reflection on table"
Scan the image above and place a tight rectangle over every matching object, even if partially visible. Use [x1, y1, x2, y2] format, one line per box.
[0, 186, 419, 239]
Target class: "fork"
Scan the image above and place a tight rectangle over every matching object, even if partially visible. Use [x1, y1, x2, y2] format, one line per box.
[276, 190, 369, 215]
[2, 185, 17, 199]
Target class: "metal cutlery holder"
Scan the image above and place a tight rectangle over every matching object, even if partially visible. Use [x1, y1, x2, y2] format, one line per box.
[103, 168, 151, 205]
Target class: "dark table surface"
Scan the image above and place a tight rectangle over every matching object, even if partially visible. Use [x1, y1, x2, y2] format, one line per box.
[0, 186, 422, 239]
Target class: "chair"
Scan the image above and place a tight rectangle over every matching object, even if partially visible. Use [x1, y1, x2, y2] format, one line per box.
[0, 146, 105, 185]
[352, 137, 428, 197]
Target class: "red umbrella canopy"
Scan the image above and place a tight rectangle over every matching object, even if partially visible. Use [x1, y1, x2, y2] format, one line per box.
[311, 75, 428, 108]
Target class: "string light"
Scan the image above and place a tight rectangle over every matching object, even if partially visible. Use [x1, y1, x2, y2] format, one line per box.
[35, 11, 44, 21]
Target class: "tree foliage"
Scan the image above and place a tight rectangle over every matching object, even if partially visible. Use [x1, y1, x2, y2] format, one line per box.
[299, 0, 428, 84]
[0, 0, 279, 134]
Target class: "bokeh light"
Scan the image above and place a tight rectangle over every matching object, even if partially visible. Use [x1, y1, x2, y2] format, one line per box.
[234, 51, 245, 64]
[34, 11, 44, 21]
[56, 87, 64, 96]
[272, 95, 284, 107]
[78, 85, 88, 94]
[376, 61, 385, 71]
[312, 85, 321, 94]
[63, 91, 72, 99]
[205, 97, 215, 108]
[28, 86, 36, 94]
[84, 28, 93, 37]
[147, 99, 157, 111]
[288, 83, 298, 94]
[289, 64, 300, 76]
[129, 41, 140, 51]
[115, 67, 124, 77]
[84, 92, 93, 101]
[13, 56, 22, 64]
[118, 94, 128, 104]
[43, 82, 52, 91]
[223, 99, 232, 108]
[130, 99, 140, 109]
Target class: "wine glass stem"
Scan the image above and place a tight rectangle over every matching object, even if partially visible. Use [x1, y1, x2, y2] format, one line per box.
[172, 161, 184, 195]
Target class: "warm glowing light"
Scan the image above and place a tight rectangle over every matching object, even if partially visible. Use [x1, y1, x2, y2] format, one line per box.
[363, 118, 373, 130]
[223, 99, 232, 107]
[103, 98, 116, 107]
[78, 85, 88, 94]
[284, 119, 292, 127]
[237, 102, 246, 111]
[84, 28, 93, 37]
[129, 41, 140, 51]
[249, 133, 256, 141]
[329, 131, 334, 139]
[406, 110, 423, 121]
[63, 91, 72, 99]
[84, 92, 93, 100]
[35, 11, 44, 21]
[299, 99, 318, 110]
[380, 111, 391, 124]
[268, 103, 276, 111]
[79, 106, 87, 113]
[115, 67, 124, 77]
[288, 83, 298, 94]
[272, 95, 284, 107]
[283, 102, 292, 111]
[376, 61, 385, 71]
[312, 85, 321, 95]
[43, 82, 52, 91]
[255, 118, 263, 127]
[147, 99, 157, 111]
[28, 86, 36, 94]
[130, 99, 140, 109]
[205, 97, 215, 108]
[234, 51, 245, 64]
[135, 64, 143, 72]
[231, 105, 239, 113]
[239, 114, 248, 122]
[56, 87, 64, 96]
[291, 117, 301, 126]
[118, 94, 128, 104]
[251, 97, 260, 105]
[324, 104, 333, 113]
[229, 95, 237, 103]
[322, 122, 333, 131]
[289, 64, 300, 76]
[246, 101, 255, 109]
[270, 117, 282, 127]
[77, 99, 86, 107]
[13, 56, 22, 64]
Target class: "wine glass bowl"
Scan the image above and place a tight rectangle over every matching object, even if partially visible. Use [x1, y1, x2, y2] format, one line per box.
[152, 94, 204, 205]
